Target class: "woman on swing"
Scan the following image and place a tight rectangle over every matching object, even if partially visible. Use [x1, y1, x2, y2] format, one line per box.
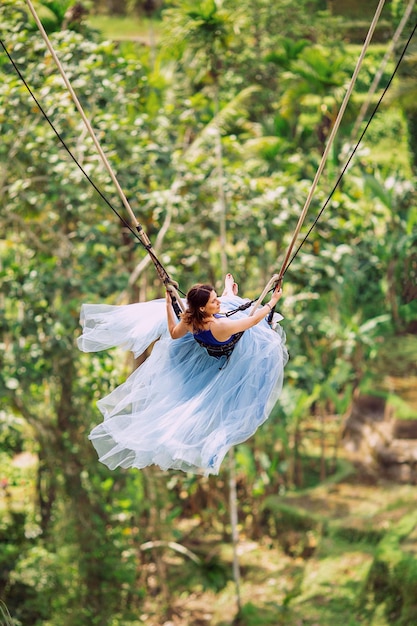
[78, 273, 288, 475]
[167, 273, 283, 345]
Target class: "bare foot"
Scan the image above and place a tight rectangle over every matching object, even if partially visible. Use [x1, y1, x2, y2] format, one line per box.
[222, 273, 239, 296]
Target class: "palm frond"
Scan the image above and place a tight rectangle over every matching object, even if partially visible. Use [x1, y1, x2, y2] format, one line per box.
[184, 85, 260, 161]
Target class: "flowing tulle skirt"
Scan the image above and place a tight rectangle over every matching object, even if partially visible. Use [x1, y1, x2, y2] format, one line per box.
[78, 296, 288, 476]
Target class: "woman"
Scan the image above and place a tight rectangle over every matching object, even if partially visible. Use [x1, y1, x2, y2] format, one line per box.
[78, 274, 288, 475]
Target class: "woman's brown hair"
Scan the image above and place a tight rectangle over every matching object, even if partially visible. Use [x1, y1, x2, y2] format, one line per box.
[181, 284, 214, 332]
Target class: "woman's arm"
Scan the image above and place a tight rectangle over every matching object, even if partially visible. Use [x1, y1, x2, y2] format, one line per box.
[166, 293, 189, 339]
[212, 288, 283, 341]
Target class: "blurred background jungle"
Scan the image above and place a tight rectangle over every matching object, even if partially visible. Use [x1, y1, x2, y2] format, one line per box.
[1, 0, 417, 624]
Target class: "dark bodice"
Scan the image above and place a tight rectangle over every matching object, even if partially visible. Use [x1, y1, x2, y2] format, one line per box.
[193, 315, 243, 359]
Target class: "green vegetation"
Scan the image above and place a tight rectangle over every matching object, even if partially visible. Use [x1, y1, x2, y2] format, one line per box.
[1, 0, 417, 624]
[86, 15, 160, 42]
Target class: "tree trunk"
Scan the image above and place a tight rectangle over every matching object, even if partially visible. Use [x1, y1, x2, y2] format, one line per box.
[406, 110, 417, 176]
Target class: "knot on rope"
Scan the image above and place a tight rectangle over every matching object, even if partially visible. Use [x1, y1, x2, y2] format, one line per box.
[165, 278, 179, 291]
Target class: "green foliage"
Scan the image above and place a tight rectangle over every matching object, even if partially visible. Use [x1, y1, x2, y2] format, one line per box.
[330, 524, 385, 546]
[31, 0, 73, 32]
[262, 498, 322, 533]
[0, 602, 14, 626]
[238, 601, 289, 626]
[361, 512, 417, 626]
[0, 0, 416, 623]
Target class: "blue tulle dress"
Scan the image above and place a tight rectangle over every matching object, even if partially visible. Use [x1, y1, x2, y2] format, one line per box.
[77, 295, 288, 476]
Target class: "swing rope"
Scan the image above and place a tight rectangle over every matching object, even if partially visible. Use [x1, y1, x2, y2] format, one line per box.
[229, 14, 417, 319]
[276, 0, 387, 278]
[349, 0, 416, 144]
[0, 35, 186, 306]
[3, 1, 413, 320]
[249, 0, 388, 316]
[283, 17, 417, 278]
[251, 1, 417, 318]
[23, 0, 185, 312]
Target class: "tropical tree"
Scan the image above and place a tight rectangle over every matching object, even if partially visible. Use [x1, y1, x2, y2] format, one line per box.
[0, 4, 165, 623]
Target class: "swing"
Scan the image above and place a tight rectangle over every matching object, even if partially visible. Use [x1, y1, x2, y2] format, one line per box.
[1, 0, 415, 476]
[6, 0, 412, 314]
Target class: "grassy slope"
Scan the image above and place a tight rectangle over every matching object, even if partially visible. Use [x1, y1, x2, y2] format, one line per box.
[86, 15, 159, 43]
[4, 450, 417, 625]
[130, 467, 417, 626]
